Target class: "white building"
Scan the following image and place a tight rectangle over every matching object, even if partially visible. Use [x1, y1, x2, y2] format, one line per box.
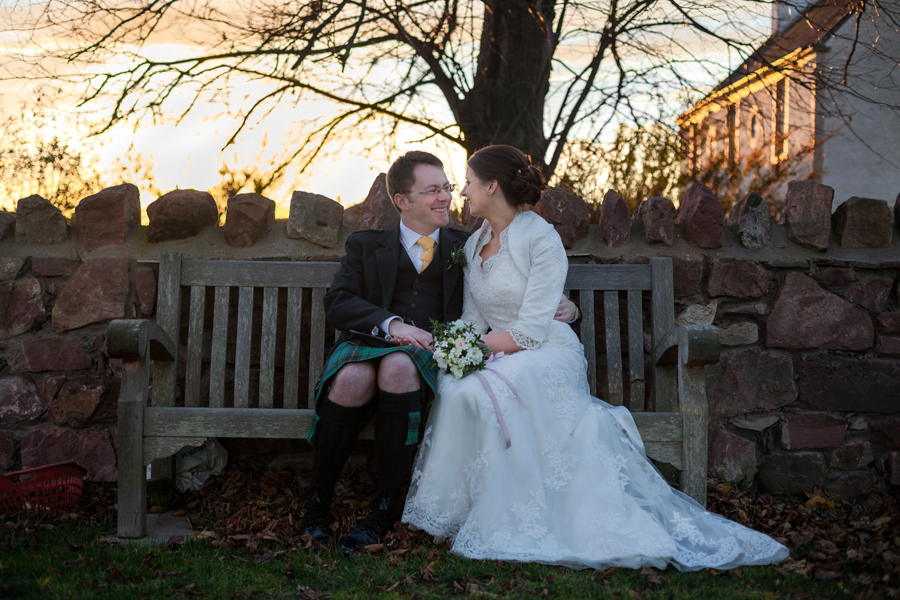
[678, 0, 900, 209]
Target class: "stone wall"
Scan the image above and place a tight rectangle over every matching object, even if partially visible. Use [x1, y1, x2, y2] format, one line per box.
[1, 178, 898, 501]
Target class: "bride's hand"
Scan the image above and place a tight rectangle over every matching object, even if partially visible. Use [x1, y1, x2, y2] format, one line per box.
[554, 296, 578, 322]
[481, 331, 521, 354]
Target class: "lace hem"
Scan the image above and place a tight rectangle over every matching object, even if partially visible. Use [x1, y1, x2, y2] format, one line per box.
[510, 328, 542, 350]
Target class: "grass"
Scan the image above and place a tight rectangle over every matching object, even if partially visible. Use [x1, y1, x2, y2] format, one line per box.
[1, 513, 894, 600]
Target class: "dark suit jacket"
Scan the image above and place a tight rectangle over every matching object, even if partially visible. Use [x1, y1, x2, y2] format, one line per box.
[324, 223, 470, 346]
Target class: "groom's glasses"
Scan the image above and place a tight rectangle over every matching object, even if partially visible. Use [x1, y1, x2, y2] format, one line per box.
[406, 183, 456, 197]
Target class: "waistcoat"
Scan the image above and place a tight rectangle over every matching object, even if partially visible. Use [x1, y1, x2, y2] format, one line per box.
[388, 249, 444, 328]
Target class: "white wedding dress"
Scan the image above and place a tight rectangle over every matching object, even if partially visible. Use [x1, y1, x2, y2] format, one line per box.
[402, 211, 788, 570]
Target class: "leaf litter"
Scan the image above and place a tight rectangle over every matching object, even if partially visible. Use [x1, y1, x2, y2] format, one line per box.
[3, 458, 899, 597]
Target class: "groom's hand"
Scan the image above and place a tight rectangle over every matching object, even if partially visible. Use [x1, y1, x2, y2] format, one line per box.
[388, 321, 434, 350]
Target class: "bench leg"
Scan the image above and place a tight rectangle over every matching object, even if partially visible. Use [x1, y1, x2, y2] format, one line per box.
[149, 457, 175, 504]
[678, 364, 708, 508]
[118, 359, 149, 538]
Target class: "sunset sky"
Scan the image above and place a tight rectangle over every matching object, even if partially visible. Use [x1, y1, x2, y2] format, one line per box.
[0, 0, 771, 217]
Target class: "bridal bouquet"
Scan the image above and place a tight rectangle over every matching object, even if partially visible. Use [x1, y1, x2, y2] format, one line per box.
[429, 319, 492, 379]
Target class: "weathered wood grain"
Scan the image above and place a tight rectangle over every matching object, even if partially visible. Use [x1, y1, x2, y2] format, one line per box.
[565, 265, 652, 290]
[604, 291, 623, 406]
[209, 286, 230, 409]
[181, 260, 339, 287]
[679, 364, 710, 507]
[579, 290, 596, 396]
[627, 290, 645, 412]
[308, 288, 326, 408]
[185, 286, 205, 408]
[651, 258, 677, 413]
[258, 287, 278, 409]
[153, 253, 182, 408]
[644, 442, 683, 470]
[283, 287, 303, 410]
[118, 358, 149, 539]
[143, 436, 208, 465]
[149, 254, 182, 491]
[145, 407, 314, 438]
[631, 412, 683, 441]
[654, 325, 721, 368]
[233, 287, 253, 409]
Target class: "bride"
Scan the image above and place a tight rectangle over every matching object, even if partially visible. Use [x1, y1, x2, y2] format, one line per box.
[402, 145, 789, 570]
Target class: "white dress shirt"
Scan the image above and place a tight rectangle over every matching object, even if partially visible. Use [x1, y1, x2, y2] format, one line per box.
[378, 222, 441, 336]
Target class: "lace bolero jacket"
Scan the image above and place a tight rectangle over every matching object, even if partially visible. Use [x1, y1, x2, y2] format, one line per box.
[460, 210, 569, 350]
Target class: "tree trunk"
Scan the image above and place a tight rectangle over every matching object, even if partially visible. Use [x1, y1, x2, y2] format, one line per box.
[457, 0, 555, 171]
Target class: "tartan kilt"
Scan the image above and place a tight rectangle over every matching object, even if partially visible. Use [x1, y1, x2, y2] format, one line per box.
[306, 341, 438, 444]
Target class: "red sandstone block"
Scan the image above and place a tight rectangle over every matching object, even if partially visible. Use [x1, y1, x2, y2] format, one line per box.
[781, 413, 846, 449]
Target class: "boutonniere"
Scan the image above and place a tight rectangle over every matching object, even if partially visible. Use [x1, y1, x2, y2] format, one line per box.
[448, 246, 467, 270]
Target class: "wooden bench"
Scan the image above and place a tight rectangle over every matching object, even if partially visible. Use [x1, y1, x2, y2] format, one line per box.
[109, 253, 720, 539]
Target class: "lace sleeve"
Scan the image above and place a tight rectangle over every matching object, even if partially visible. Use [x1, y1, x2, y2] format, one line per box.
[460, 267, 489, 336]
[508, 223, 568, 350]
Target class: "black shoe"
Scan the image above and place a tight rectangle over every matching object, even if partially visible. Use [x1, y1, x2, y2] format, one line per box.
[300, 486, 332, 544]
[340, 492, 397, 553]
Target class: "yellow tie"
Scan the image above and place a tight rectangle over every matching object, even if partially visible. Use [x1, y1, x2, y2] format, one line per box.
[417, 237, 436, 273]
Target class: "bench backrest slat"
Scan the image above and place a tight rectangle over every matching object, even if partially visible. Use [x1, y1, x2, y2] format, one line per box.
[308, 288, 327, 408]
[627, 290, 645, 412]
[233, 287, 254, 408]
[578, 289, 597, 396]
[650, 258, 677, 412]
[155, 254, 677, 414]
[604, 291, 624, 406]
[209, 286, 230, 409]
[259, 287, 279, 409]
[185, 285, 206, 408]
[566, 265, 651, 290]
[181, 260, 339, 287]
[283, 287, 304, 410]
[154, 253, 183, 408]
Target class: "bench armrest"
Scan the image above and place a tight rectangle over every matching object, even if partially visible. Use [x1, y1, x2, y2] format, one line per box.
[653, 324, 717, 507]
[653, 325, 720, 368]
[107, 319, 177, 362]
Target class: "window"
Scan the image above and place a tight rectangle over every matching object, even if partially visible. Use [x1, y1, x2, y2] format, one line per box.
[747, 105, 762, 149]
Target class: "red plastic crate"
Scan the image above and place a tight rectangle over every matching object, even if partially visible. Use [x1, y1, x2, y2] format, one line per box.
[0, 461, 87, 515]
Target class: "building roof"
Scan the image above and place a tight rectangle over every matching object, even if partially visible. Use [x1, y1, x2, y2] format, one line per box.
[679, 0, 855, 123]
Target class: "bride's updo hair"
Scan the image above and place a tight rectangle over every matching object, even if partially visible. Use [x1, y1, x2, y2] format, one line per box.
[467, 145, 546, 207]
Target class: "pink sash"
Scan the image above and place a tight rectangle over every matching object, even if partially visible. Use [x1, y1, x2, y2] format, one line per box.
[471, 353, 527, 449]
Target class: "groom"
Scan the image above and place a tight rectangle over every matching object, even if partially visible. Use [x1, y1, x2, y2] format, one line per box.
[301, 151, 576, 552]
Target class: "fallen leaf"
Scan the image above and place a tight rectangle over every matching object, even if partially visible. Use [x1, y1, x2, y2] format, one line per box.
[640, 566, 664, 586]
[805, 496, 835, 510]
